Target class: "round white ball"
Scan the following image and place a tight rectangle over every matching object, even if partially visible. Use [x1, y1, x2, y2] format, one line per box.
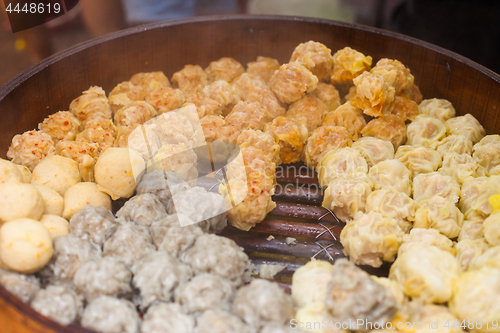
[0, 182, 44, 223]
[0, 158, 24, 184]
[34, 185, 64, 216]
[63, 182, 111, 219]
[40, 214, 69, 239]
[31, 155, 80, 196]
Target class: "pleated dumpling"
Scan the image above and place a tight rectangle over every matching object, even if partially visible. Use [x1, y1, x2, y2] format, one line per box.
[395, 145, 442, 178]
[472, 135, 500, 171]
[432, 134, 473, 157]
[351, 136, 394, 168]
[419, 98, 456, 122]
[414, 196, 464, 239]
[439, 152, 487, 185]
[445, 114, 485, 144]
[458, 177, 489, 216]
[368, 159, 412, 196]
[316, 147, 368, 187]
[406, 114, 447, 147]
[468, 175, 500, 217]
[413, 171, 460, 203]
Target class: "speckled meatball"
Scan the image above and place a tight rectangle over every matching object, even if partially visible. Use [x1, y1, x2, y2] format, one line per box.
[114, 101, 157, 127]
[146, 87, 185, 114]
[108, 81, 147, 114]
[324, 259, 397, 330]
[103, 222, 155, 268]
[171, 65, 209, 97]
[76, 117, 117, 154]
[130, 71, 171, 94]
[233, 279, 293, 329]
[246, 56, 280, 83]
[141, 302, 195, 333]
[201, 115, 240, 144]
[150, 214, 204, 258]
[269, 62, 318, 104]
[322, 103, 366, 140]
[55, 139, 99, 182]
[69, 205, 117, 247]
[135, 170, 190, 211]
[181, 234, 250, 286]
[290, 41, 334, 81]
[309, 82, 341, 111]
[331, 46, 372, 86]
[174, 273, 235, 314]
[73, 256, 132, 301]
[132, 251, 192, 311]
[116, 193, 167, 227]
[184, 93, 223, 118]
[226, 101, 271, 131]
[81, 296, 141, 333]
[0, 269, 40, 303]
[39, 234, 101, 284]
[7, 130, 55, 171]
[361, 115, 407, 149]
[370, 58, 414, 95]
[205, 57, 245, 83]
[197, 309, 254, 333]
[286, 96, 328, 134]
[168, 186, 227, 233]
[351, 72, 396, 117]
[264, 116, 308, 164]
[69, 86, 112, 125]
[31, 285, 84, 325]
[40, 111, 81, 143]
[302, 126, 352, 169]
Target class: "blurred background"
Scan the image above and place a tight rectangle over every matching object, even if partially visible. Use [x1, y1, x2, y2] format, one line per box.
[1, 0, 499, 86]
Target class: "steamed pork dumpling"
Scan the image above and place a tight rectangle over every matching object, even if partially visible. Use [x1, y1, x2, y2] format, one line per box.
[370, 58, 414, 95]
[309, 82, 341, 111]
[340, 211, 404, 267]
[445, 113, 485, 144]
[321, 103, 366, 139]
[171, 65, 208, 97]
[205, 57, 245, 84]
[483, 213, 500, 246]
[7, 130, 55, 171]
[412, 171, 460, 203]
[291, 260, 334, 308]
[130, 71, 170, 94]
[226, 101, 271, 131]
[361, 115, 407, 149]
[414, 196, 463, 238]
[351, 136, 394, 168]
[395, 145, 442, 178]
[246, 56, 280, 83]
[237, 130, 281, 166]
[398, 228, 455, 256]
[368, 159, 412, 196]
[432, 134, 473, 157]
[286, 96, 328, 134]
[469, 245, 500, 271]
[351, 72, 395, 117]
[69, 86, 112, 125]
[455, 239, 489, 272]
[389, 243, 459, 303]
[419, 98, 456, 122]
[439, 152, 487, 184]
[290, 41, 334, 81]
[390, 95, 419, 121]
[458, 213, 485, 241]
[147, 143, 198, 184]
[269, 62, 318, 104]
[468, 175, 500, 217]
[108, 81, 147, 114]
[473, 135, 500, 171]
[264, 116, 308, 164]
[406, 114, 447, 147]
[40, 111, 81, 143]
[302, 126, 352, 169]
[330, 46, 372, 86]
[458, 177, 489, 215]
[317, 147, 368, 187]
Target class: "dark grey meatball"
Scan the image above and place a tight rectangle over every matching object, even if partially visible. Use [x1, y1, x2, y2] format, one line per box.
[103, 222, 155, 268]
[116, 193, 167, 227]
[180, 234, 250, 286]
[69, 205, 117, 247]
[0, 269, 40, 303]
[136, 170, 190, 211]
[132, 251, 193, 311]
[73, 257, 132, 302]
[81, 295, 140, 333]
[140, 302, 195, 333]
[197, 309, 255, 333]
[31, 285, 84, 325]
[174, 273, 235, 314]
[233, 279, 293, 329]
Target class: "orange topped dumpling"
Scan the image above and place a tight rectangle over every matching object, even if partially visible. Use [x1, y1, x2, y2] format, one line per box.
[351, 72, 396, 117]
[226, 101, 271, 132]
[264, 116, 308, 164]
[391, 95, 420, 121]
[200, 115, 240, 144]
[183, 93, 223, 118]
[246, 56, 280, 83]
[40, 111, 81, 143]
[69, 86, 112, 125]
[114, 101, 157, 127]
[322, 103, 366, 140]
[108, 81, 147, 114]
[371, 58, 414, 95]
[146, 86, 185, 114]
[130, 71, 171, 94]
[361, 114, 407, 149]
[202, 80, 240, 116]
[205, 57, 245, 83]
[302, 126, 352, 169]
[290, 41, 334, 81]
[7, 130, 55, 171]
[269, 62, 318, 104]
[309, 82, 341, 111]
[76, 118, 116, 154]
[331, 47, 372, 86]
[171, 64, 208, 97]
[286, 96, 328, 134]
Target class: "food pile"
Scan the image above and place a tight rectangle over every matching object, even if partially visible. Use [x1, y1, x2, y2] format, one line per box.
[0, 40, 499, 332]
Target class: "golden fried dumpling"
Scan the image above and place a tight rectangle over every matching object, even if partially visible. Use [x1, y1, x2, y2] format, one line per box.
[483, 213, 500, 247]
[237, 130, 281, 166]
[406, 114, 447, 147]
[340, 211, 404, 267]
[365, 187, 416, 233]
[389, 243, 459, 303]
[458, 212, 485, 241]
[76, 118, 116, 155]
[246, 56, 280, 83]
[361, 115, 407, 149]
[449, 267, 500, 331]
[395, 145, 442, 178]
[419, 98, 455, 122]
[184, 94, 223, 118]
[130, 71, 171, 94]
[455, 239, 489, 271]
[202, 80, 240, 116]
[414, 196, 463, 238]
[290, 41, 334, 81]
[469, 175, 500, 217]
[269, 62, 318, 104]
[286, 96, 328, 133]
[291, 260, 334, 309]
[146, 87, 185, 115]
[469, 245, 500, 271]
[7, 130, 55, 171]
[398, 228, 455, 256]
[113, 101, 156, 127]
[56, 140, 99, 182]
[309, 82, 341, 111]
[368, 159, 412, 196]
[330, 46, 372, 86]
[226, 101, 271, 131]
[264, 116, 308, 164]
[458, 176, 489, 215]
[370, 58, 414, 95]
[322, 103, 366, 140]
[352, 136, 395, 168]
[473, 135, 500, 171]
[69, 86, 112, 125]
[351, 72, 396, 117]
[171, 64, 208, 97]
[432, 134, 473, 157]
[201, 115, 240, 144]
[322, 174, 374, 222]
[439, 152, 487, 185]
[108, 81, 147, 114]
[445, 113, 485, 144]
[317, 147, 368, 187]
[302, 126, 352, 169]
[233, 73, 286, 119]
[40, 111, 81, 143]
[413, 171, 460, 203]
[390, 95, 419, 121]
[205, 57, 245, 84]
